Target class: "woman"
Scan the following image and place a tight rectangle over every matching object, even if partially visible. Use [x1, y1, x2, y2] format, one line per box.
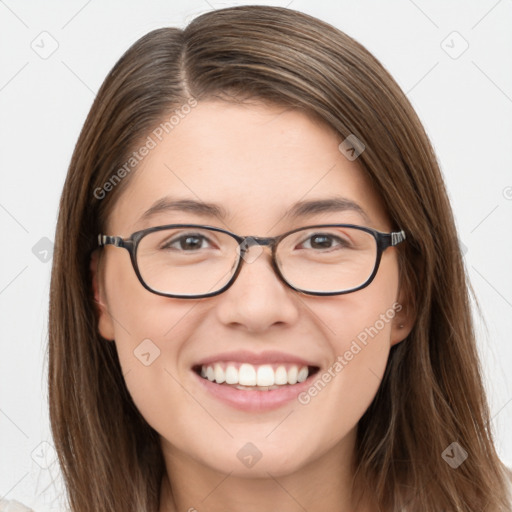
[11, 5, 511, 512]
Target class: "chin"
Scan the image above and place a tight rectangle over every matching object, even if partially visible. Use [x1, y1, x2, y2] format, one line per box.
[191, 436, 313, 478]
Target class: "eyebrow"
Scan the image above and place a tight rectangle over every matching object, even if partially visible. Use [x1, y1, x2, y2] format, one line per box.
[138, 196, 370, 224]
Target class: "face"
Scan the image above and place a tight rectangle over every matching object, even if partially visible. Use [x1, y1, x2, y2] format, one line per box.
[91, 100, 412, 480]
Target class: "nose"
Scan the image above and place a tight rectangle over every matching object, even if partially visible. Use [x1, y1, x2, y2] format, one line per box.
[214, 242, 300, 332]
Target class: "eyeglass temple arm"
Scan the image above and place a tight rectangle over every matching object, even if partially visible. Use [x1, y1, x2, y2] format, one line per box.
[98, 235, 122, 247]
[98, 234, 137, 250]
[390, 230, 406, 246]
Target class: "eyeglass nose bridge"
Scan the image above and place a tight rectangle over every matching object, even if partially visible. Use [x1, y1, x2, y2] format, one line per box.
[238, 235, 277, 253]
[231, 234, 290, 293]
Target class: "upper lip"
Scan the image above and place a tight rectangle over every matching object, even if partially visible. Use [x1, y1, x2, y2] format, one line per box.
[193, 350, 321, 368]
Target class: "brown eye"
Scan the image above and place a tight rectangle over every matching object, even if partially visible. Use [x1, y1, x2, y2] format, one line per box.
[161, 234, 211, 251]
[296, 232, 352, 251]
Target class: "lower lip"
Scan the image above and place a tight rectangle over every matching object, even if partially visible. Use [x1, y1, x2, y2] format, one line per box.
[193, 370, 316, 412]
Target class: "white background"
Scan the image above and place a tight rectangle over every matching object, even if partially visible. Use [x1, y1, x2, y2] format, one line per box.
[0, 1, 511, 510]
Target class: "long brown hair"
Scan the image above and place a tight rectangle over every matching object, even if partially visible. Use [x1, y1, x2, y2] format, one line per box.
[48, 5, 511, 511]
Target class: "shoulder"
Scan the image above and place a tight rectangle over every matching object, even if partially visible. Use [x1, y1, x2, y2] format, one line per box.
[0, 500, 34, 512]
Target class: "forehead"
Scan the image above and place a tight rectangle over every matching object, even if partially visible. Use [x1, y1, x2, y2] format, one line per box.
[107, 100, 390, 234]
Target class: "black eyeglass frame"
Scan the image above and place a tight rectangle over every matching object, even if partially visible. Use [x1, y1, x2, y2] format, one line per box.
[97, 224, 406, 299]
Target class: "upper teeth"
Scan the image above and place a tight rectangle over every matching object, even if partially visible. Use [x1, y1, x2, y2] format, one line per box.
[200, 363, 310, 386]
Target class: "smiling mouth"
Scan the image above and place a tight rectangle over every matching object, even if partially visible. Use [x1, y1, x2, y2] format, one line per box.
[192, 362, 320, 391]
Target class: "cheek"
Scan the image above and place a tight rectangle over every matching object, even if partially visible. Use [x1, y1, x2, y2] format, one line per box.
[103, 249, 200, 346]
[296, 255, 400, 436]
[334, 254, 399, 374]
[317, 251, 400, 351]
[102, 252, 200, 429]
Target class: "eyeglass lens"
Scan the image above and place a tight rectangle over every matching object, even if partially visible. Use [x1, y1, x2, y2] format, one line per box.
[135, 226, 378, 297]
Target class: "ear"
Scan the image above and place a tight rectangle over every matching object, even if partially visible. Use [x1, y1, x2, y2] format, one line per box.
[90, 249, 115, 341]
[390, 288, 416, 347]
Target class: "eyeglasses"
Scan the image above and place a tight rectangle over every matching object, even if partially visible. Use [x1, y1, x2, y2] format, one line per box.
[97, 224, 406, 299]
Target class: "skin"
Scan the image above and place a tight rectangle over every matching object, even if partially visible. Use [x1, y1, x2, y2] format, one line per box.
[90, 100, 414, 512]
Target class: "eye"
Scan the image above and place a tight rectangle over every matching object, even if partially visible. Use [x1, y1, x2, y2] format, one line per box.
[161, 233, 214, 251]
[299, 233, 350, 250]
